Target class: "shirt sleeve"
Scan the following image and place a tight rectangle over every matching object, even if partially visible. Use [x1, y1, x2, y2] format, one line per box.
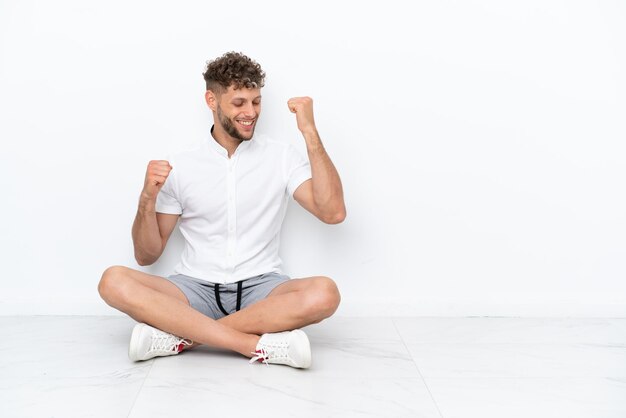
[285, 143, 312, 199]
[155, 158, 183, 214]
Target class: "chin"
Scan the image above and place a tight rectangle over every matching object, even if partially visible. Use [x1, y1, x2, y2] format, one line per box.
[240, 130, 255, 140]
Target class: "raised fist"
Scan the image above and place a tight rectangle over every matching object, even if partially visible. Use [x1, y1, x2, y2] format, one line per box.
[287, 96, 316, 134]
[142, 160, 172, 200]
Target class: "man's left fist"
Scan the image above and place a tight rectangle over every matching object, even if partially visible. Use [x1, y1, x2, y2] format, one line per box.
[288, 96, 316, 134]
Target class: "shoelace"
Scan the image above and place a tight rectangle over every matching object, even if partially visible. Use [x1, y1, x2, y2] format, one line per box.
[249, 348, 270, 365]
[148, 329, 193, 355]
[248, 342, 290, 366]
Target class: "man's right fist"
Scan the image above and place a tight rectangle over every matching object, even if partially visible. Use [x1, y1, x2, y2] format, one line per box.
[142, 160, 172, 200]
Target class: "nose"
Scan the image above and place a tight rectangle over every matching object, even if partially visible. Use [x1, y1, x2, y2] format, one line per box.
[243, 102, 256, 118]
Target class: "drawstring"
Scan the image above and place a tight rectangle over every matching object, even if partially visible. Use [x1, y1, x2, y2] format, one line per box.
[214, 281, 244, 316]
[214, 283, 229, 315]
[236, 280, 243, 311]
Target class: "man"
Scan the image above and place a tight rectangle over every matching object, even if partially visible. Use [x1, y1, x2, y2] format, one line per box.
[98, 52, 345, 369]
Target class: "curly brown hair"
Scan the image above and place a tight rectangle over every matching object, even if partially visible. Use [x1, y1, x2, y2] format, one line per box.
[203, 51, 266, 94]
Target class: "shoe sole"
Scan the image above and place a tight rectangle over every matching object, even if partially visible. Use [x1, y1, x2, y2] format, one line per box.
[128, 323, 147, 362]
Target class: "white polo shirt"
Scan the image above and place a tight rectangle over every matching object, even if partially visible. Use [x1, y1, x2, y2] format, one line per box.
[155, 128, 312, 284]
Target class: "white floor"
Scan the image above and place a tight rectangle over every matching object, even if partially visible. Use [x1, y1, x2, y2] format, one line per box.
[1, 316, 625, 418]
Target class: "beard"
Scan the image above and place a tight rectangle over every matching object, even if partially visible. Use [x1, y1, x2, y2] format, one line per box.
[217, 103, 254, 141]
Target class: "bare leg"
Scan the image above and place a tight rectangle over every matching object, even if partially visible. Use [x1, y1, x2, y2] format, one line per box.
[218, 276, 341, 335]
[98, 266, 341, 357]
[98, 266, 259, 357]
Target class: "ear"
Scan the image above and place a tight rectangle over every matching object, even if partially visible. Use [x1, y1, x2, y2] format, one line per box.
[205, 90, 217, 111]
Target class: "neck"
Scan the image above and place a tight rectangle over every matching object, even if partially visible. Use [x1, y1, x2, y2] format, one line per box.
[211, 124, 242, 158]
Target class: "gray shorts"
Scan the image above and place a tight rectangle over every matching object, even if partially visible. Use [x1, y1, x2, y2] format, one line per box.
[164, 272, 290, 320]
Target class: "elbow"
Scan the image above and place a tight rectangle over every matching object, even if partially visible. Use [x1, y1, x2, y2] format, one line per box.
[323, 208, 346, 224]
[135, 256, 151, 267]
[133, 241, 163, 266]
[134, 252, 158, 267]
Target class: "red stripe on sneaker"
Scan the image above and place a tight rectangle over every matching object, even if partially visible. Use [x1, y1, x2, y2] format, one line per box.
[255, 349, 266, 362]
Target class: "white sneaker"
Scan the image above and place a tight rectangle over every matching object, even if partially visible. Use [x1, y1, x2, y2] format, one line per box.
[128, 323, 193, 362]
[249, 329, 311, 369]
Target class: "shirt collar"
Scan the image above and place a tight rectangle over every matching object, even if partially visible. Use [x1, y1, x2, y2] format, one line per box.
[207, 125, 252, 158]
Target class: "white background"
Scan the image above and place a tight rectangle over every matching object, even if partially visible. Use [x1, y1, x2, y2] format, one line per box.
[1, 0, 624, 316]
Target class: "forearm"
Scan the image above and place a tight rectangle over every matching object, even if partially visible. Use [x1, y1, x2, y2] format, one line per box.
[131, 194, 163, 265]
[302, 129, 346, 221]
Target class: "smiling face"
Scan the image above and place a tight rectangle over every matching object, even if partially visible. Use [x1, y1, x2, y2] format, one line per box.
[208, 84, 262, 142]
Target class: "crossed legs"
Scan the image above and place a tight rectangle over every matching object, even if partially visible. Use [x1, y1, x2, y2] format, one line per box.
[97, 266, 341, 358]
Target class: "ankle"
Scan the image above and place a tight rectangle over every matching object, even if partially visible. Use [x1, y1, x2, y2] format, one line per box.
[183, 341, 199, 351]
[243, 335, 261, 358]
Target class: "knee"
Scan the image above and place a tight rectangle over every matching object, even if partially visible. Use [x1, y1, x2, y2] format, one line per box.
[304, 276, 341, 322]
[98, 265, 132, 305]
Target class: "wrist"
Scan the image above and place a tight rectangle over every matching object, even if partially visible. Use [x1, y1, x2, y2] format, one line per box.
[139, 193, 157, 210]
[301, 127, 321, 145]
[300, 125, 318, 137]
